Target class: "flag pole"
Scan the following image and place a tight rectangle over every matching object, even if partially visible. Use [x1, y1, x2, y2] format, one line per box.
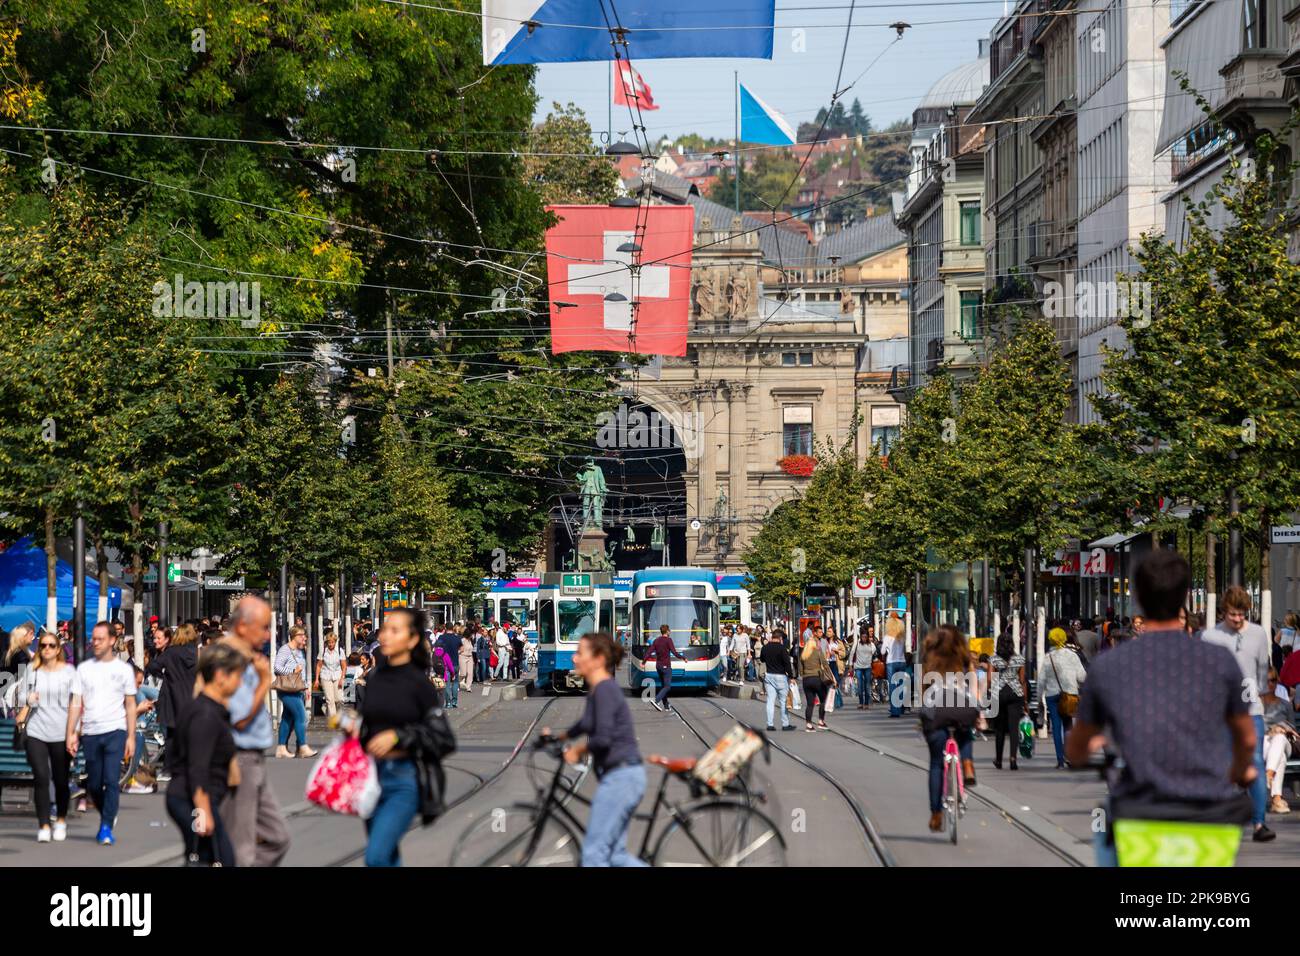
[608, 61, 613, 144]
[734, 71, 740, 215]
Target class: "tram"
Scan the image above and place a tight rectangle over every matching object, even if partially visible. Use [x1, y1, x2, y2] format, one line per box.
[716, 574, 765, 630]
[613, 576, 632, 646]
[477, 577, 540, 641]
[626, 568, 722, 692]
[536, 572, 617, 693]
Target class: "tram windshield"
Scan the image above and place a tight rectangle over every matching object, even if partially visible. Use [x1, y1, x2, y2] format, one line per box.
[718, 595, 741, 626]
[539, 598, 596, 644]
[500, 597, 532, 627]
[633, 599, 718, 649]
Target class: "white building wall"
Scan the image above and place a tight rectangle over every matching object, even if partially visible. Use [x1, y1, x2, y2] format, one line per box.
[1075, 0, 1169, 424]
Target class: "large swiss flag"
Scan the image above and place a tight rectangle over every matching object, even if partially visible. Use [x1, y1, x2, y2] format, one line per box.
[545, 204, 694, 357]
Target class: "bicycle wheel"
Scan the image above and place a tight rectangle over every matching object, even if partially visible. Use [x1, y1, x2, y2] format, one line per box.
[450, 806, 581, 867]
[651, 801, 786, 867]
[946, 759, 959, 845]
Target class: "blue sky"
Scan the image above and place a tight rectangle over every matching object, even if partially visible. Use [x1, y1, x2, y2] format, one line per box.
[532, 2, 1003, 143]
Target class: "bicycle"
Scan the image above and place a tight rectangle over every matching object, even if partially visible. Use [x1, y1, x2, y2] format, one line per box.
[941, 727, 967, 845]
[1082, 750, 1247, 867]
[451, 733, 787, 867]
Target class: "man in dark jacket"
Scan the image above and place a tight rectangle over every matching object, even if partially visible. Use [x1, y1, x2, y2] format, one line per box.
[648, 625, 685, 714]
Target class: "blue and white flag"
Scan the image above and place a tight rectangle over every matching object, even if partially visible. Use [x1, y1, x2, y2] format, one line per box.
[481, 0, 775, 65]
[739, 83, 796, 145]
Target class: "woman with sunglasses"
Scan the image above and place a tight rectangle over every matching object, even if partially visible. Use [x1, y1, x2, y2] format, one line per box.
[17, 630, 79, 842]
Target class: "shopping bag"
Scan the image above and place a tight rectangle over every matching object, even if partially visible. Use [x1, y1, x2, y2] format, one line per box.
[790, 684, 802, 710]
[844, 675, 857, 698]
[1017, 714, 1035, 759]
[305, 737, 382, 819]
[825, 687, 836, 714]
[785, 688, 795, 710]
[693, 725, 763, 794]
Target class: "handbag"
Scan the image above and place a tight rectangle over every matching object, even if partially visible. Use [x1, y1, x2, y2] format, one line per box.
[12, 672, 34, 749]
[272, 673, 307, 693]
[1050, 652, 1079, 718]
[305, 737, 382, 818]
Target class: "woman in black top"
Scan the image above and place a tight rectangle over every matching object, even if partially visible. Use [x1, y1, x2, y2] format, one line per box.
[349, 608, 454, 867]
[146, 623, 199, 773]
[166, 643, 246, 866]
[543, 632, 647, 867]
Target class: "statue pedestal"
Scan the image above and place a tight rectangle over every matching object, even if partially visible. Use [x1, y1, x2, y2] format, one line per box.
[576, 527, 608, 571]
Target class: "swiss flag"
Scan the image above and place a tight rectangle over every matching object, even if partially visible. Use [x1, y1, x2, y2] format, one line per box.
[613, 61, 659, 111]
[545, 204, 694, 357]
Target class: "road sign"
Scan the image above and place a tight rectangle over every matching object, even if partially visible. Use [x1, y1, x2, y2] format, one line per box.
[1272, 525, 1300, 545]
[561, 572, 592, 596]
[852, 576, 877, 598]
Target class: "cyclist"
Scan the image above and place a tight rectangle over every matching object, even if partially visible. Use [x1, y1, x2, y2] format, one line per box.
[542, 632, 647, 867]
[919, 625, 980, 832]
[1065, 550, 1258, 865]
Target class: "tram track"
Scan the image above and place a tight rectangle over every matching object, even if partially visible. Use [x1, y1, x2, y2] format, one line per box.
[816, 721, 1086, 867]
[319, 696, 560, 867]
[671, 695, 896, 867]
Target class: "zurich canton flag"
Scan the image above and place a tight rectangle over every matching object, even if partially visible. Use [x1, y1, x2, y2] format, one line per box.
[482, 0, 775, 65]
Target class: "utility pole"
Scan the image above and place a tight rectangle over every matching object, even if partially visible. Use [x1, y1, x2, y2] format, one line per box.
[385, 290, 395, 383]
[157, 521, 169, 628]
[73, 503, 86, 663]
[278, 562, 289, 649]
[734, 71, 741, 215]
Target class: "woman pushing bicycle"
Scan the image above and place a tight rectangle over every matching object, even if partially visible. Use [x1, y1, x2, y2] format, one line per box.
[541, 631, 648, 868]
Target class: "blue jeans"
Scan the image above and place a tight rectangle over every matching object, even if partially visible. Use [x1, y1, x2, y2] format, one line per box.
[764, 674, 791, 728]
[856, 667, 872, 706]
[475, 655, 488, 683]
[278, 692, 308, 749]
[1093, 824, 1119, 867]
[924, 727, 972, 813]
[1046, 695, 1069, 765]
[83, 729, 126, 830]
[365, 759, 421, 867]
[1250, 714, 1267, 826]
[887, 661, 908, 716]
[445, 673, 459, 708]
[583, 764, 648, 867]
[654, 666, 672, 706]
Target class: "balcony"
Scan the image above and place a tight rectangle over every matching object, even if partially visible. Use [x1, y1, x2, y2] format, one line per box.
[1217, 51, 1290, 137]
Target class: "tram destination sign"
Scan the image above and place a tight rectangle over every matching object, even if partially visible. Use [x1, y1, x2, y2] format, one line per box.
[561, 573, 593, 596]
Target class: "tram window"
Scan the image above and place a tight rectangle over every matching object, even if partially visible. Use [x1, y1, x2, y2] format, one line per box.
[719, 596, 741, 625]
[633, 599, 718, 649]
[501, 598, 531, 627]
[616, 597, 630, 628]
[557, 600, 596, 642]
[751, 603, 765, 625]
[538, 600, 554, 644]
[599, 600, 614, 634]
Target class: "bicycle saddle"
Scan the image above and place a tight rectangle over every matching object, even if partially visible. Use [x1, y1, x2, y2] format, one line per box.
[647, 755, 697, 775]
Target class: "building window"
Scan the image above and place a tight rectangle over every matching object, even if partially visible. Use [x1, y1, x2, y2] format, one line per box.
[871, 425, 900, 457]
[782, 405, 813, 456]
[1243, 0, 1266, 47]
[959, 201, 981, 246]
[959, 290, 981, 339]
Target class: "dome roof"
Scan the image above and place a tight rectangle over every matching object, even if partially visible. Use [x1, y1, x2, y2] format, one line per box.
[916, 57, 989, 110]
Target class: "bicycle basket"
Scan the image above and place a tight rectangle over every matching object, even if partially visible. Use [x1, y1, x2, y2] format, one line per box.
[1113, 819, 1241, 867]
[692, 725, 763, 795]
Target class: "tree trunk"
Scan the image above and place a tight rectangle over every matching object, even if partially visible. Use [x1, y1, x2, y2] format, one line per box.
[1206, 531, 1218, 627]
[94, 534, 109, 622]
[44, 506, 58, 632]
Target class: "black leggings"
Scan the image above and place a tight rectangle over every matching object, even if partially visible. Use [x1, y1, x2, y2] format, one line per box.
[25, 737, 71, 824]
[992, 693, 1024, 764]
[803, 677, 827, 724]
[166, 791, 235, 867]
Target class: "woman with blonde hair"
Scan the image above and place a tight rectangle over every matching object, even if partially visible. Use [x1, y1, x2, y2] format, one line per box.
[17, 627, 78, 842]
[145, 623, 199, 782]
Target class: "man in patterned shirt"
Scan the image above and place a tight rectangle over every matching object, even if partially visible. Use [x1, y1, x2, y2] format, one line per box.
[1067, 549, 1258, 865]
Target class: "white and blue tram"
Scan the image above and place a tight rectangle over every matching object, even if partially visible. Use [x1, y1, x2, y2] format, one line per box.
[626, 568, 722, 692]
[536, 572, 618, 693]
[477, 577, 540, 642]
[716, 574, 765, 630]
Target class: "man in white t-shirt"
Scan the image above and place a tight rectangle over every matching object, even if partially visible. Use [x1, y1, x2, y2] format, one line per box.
[492, 626, 511, 681]
[67, 622, 137, 847]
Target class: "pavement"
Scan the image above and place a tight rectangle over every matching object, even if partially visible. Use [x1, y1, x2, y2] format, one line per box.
[5, 674, 1297, 866]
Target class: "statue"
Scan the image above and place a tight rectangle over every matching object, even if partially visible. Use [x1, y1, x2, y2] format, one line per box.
[726, 272, 751, 319]
[577, 458, 607, 531]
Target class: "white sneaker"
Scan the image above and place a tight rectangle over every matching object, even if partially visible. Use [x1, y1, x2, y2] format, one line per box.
[53, 821, 67, 842]
[37, 828, 51, 843]
[275, 745, 293, 759]
[649, 699, 663, 712]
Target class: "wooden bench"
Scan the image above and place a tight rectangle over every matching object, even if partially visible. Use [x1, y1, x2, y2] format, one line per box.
[0, 718, 87, 808]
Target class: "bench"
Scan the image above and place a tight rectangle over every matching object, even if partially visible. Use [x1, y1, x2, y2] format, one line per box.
[0, 718, 87, 807]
